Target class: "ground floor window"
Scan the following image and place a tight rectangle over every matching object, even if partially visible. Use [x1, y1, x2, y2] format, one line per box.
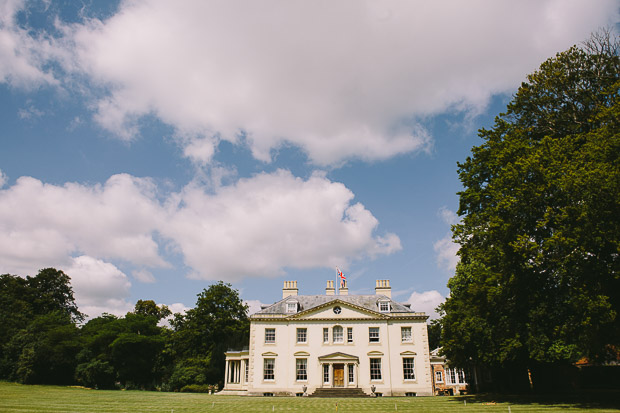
[370, 358, 382, 380]
[323, 364, 329, 383]
[435, 370, 443, 383]
[245, 360, 249, 382]
[264, 358, 275, 380]
[403, 358, 415, 380]
[296, 358, 307, 381]
[348, 364, 354, 383]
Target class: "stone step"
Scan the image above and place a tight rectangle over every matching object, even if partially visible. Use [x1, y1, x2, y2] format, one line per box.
[309, 387, 370, 398]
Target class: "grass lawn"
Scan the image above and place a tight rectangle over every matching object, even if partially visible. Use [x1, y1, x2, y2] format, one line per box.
[1, 382, 618, 413]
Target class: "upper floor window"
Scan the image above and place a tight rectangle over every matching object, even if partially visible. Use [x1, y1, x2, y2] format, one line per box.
[378, 300, 390, 312]
[401, 326, 412, 343]
[286, 301, 298, 313]
[296, 328, 307, 343]
[333, 326, 344, 343]
[347, 327, 353, 343]
[265, 328, 275, 343]
[323, 328, 329, 343]
[369, 327, 380, 343]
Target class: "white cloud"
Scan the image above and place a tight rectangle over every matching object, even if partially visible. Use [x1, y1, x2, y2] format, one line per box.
[163, 169, 401, 280]
[66, 255, 133, 318]
[438, 206, 459, 226]
[434, 236, 460, 274]
[407, 290, 445, 320]
[132, 269, 156, 283]
[5, 1, 617, 164]
[0, 174, 168, 277]
[0, 170, 398, 282]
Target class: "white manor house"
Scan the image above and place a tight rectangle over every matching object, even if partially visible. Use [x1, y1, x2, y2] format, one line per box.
[221, 279, 433, 397]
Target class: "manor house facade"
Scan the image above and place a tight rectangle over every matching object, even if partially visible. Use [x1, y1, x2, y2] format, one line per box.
[221, 279, 433, 397]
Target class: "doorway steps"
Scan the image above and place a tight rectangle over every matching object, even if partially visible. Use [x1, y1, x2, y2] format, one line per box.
[309, 387, 369, 398]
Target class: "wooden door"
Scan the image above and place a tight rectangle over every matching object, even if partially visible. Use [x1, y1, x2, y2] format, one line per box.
[334, 364, 344, 387]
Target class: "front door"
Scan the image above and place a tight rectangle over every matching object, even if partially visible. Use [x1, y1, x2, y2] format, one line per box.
[333, 364, 344, 387]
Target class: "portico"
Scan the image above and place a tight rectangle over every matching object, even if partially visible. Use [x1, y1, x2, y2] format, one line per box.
[318, 352, 359, 388]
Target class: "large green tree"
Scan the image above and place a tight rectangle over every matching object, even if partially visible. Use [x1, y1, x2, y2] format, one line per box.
[0, 269, 83, 382]
[170, 281, 249, 388]
[440, 31, 619, 391]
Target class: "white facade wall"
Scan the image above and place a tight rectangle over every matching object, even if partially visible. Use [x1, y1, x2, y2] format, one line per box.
[224, 292, 433, 397]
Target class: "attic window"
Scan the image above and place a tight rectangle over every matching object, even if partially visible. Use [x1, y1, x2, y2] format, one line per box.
[378, 300, 390, 312]
[286, 301, 298, 313]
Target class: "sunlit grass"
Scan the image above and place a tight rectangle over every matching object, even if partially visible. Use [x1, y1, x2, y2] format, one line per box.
[1, 382, 618, 412]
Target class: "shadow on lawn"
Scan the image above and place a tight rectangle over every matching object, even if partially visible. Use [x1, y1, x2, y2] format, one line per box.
[447, 391, 620, 410]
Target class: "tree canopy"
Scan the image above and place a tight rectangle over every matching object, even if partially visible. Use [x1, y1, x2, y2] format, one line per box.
[440, 31, 619, 391]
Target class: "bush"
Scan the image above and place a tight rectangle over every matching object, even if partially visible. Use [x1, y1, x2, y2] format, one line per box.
[179, 384, 211, 393]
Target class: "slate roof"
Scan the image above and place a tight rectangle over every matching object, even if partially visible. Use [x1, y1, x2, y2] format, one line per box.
[253, 294, 416, 316]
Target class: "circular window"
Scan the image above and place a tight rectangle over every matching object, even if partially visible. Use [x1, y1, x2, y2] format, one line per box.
[333, 306, 342, 314]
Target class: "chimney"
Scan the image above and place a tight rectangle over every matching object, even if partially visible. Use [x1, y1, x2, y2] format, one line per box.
[282, 280, 298, 299]
[339, 280, 349, 295]
[325, 280, 335, 295]
[375, 279, 391, 298]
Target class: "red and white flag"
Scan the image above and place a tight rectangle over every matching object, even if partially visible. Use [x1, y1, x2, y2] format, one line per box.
[337, 267, 346, 287]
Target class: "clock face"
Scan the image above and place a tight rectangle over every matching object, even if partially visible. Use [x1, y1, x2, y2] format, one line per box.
[333, 306, 342, 314]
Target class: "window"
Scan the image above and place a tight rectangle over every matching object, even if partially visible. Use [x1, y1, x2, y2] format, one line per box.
[287, 302, 297, 313]
[348, 364, 354, 383]
[265, 328, 275, 343]
[457, 369, 465, 384]
[323, 364, 329, 383]
[401, 326, 412, 343]
[245, 361, 249, 382]
[296, 359, 307, 381]
[435, 370, 443, 383]
[347, 327, 353, 343]
[370, 358, 382, 380]
[447, 368, 456, 384]
[403, 358, 415, 380]
[369, 327, 380, 342]
[333, 326, 343, 343]
[379, 301, 390, 312]
[323, 328, 329, 343]
[263, 358, 275, 380]
[297, 328, 307, 343]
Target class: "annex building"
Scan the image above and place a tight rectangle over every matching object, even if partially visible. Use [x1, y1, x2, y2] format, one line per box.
[221, 279, 433, 397]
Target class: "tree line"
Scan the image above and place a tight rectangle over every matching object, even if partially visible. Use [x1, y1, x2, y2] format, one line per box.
[438, 30, 619, 392]
[0, 268, 249, 391]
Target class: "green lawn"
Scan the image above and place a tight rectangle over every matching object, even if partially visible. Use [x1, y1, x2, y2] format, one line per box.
[1, 382, 618, 413]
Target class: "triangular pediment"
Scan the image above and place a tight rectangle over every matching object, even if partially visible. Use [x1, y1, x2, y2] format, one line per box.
[318, 352, 360, 362]
[288, 299, 388, 320]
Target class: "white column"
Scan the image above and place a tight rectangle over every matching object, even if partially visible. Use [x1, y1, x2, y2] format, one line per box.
[224, 359, 230, 384]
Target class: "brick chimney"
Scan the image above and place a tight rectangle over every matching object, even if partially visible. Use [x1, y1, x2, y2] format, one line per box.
[282, 280, 298, 299]
[375, 279, 391, 298]
[339, 280, 349, 295]
[325, 280, 335, 295]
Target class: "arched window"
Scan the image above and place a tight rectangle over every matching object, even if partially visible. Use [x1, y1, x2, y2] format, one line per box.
[333, 325, 344, 343]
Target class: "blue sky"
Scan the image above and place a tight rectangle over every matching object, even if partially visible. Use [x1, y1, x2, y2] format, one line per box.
[1, 0, 618, 320]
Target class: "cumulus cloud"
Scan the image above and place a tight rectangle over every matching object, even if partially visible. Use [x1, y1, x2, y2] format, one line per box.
[3, 1, 617, 164]
[0, 170, 398, 282]
[66, 255, 134, 318]
[163, 169, 401, 280]
[407, 290, 445, 320]
[434, 207, 461, 274]
[0, 174, 168, 277]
